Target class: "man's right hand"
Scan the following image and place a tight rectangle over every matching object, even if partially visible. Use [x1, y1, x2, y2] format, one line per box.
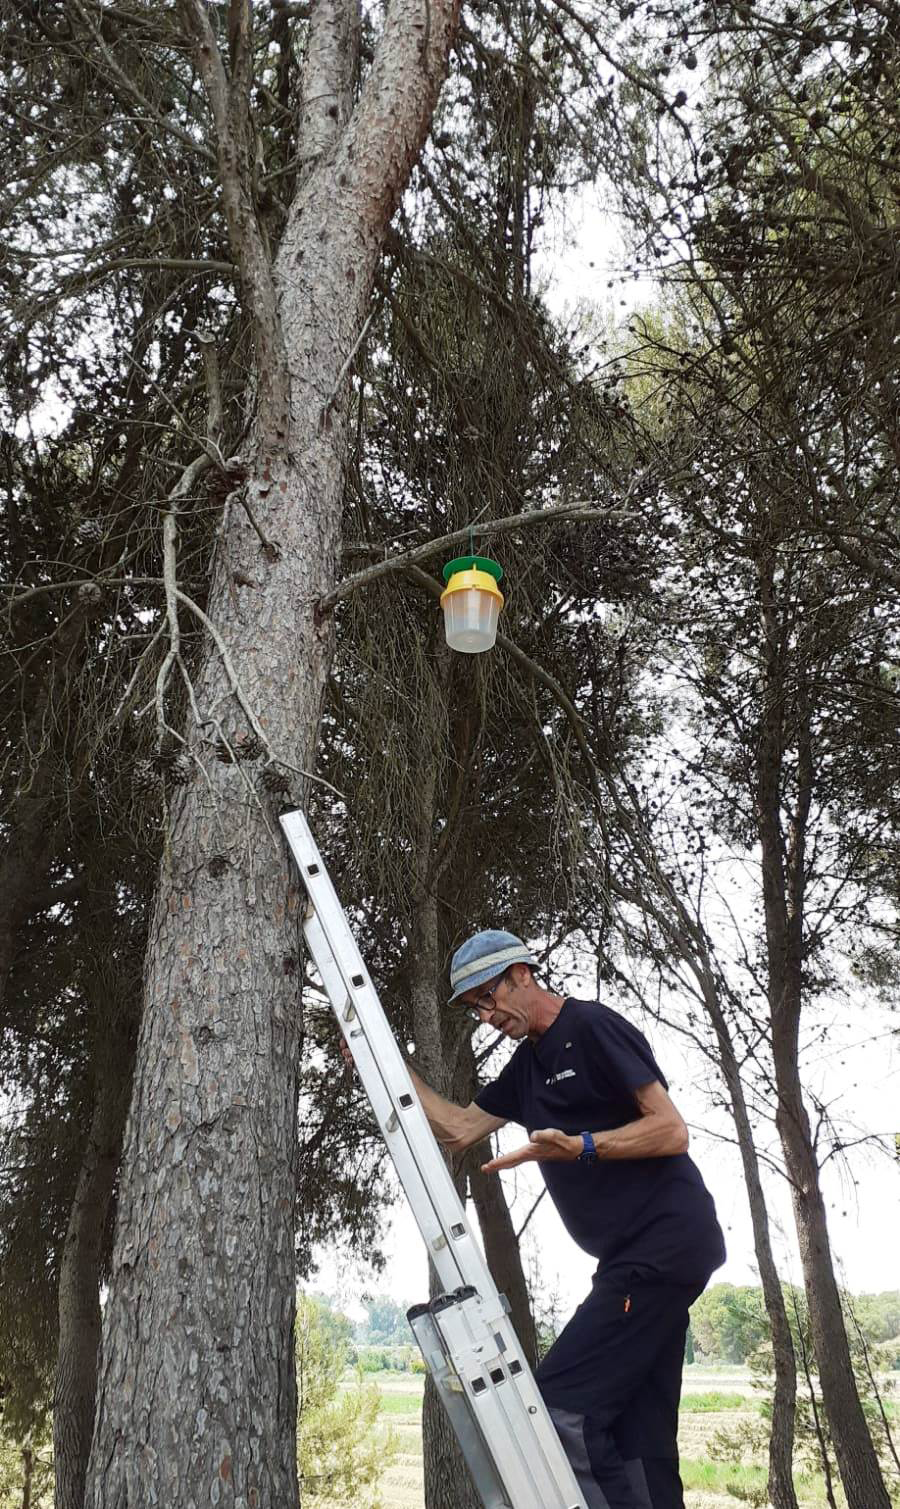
[339, 1038, 355, 1073]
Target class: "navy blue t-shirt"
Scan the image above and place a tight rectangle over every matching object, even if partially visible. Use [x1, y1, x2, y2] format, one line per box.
[475, 999, 726, 1285]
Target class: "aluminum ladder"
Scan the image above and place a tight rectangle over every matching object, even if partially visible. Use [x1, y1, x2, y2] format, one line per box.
[280, 809, 585, 1509]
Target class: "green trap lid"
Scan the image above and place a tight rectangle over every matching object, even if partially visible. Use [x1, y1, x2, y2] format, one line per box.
[442, 555, 504, 584]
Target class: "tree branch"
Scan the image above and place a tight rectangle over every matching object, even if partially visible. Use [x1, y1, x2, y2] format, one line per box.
[317, 500, 639, 612]
[178, 0, 291, 445]
[69, 0, 217, 165]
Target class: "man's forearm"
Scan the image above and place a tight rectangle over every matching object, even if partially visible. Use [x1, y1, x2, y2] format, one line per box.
[590, 1114, 688, 1159]
[407, 1063, 466, 1148]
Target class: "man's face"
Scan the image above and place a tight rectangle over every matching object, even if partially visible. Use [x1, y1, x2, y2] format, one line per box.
[460, 967, 531, 1039]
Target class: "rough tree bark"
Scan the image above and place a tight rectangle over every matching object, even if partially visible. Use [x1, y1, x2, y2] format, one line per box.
[85, 4, 461, 1506]
[756, 549, 891, 1509]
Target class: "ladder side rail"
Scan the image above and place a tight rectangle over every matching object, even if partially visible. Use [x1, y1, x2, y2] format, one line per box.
[431, 1297, 583, 1509]
[454, 1303, 583, 1504]
[284, 811, 501, 1300]
[455, 1299, 585, 1508]
[456, 1308, 585, 1509]
[407, 1308, 512, 1509]
[302, 909, 471, 1296]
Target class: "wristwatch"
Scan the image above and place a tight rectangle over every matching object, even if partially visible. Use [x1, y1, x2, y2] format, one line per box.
[578, 1131, 597, 1162]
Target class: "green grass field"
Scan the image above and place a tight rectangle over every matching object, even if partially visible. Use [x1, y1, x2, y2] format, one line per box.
[366, 1387, 759, 1417]
[355, 1367, 900, 1509]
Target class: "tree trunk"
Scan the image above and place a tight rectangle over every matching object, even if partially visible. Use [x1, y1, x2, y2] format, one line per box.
[794, 1294, 839, 1509]
[422, 1245, 483, 1509]
[53, 1065, 131, 1509]
[756, 554, 891, 1509]
[467, 1149, 538, 1370]
[21, 1448, 33, 1509]
[694, 975, 800, 1509]
[594, 762, 802, 1509]
[405, 650, 483, 1509]
[404, 641, 540, 1504]
[773, 1059, 890, 1509]
[460, 1014, 537, 1370]
[723, 1077, 799, 1509]
[86, 7, 460, 1506]
[0, 598, 99, 1008]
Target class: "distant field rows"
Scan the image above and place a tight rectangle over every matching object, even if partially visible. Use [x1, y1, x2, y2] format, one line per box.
[345, 1369, 757, 1509]
[347, 1367, 899, 1509]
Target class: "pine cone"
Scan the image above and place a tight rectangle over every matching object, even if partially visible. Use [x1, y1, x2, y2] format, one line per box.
[152, 743, 179, 772]
[77, 582, 104, 613]
[233, 732, 263, 762]
[169, 751, 194, 785]
[260, 764, 291, 795]
[132, 758, 158, 796]
[74, 518, 103, 548]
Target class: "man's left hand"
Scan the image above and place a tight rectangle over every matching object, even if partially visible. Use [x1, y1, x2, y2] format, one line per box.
[480, 1128, 581, 1172]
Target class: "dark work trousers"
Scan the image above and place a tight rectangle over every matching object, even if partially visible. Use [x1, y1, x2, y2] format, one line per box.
[534, 1267, 705, 1509]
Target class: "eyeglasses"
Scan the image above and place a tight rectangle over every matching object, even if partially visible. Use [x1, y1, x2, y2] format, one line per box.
[461, 975, 506, 1022]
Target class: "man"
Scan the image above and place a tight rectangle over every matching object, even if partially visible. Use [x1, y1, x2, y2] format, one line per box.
[406, 929, 726, 1509]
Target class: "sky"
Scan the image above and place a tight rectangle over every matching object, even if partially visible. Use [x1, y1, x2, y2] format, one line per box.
[312, 184, 900, 1323]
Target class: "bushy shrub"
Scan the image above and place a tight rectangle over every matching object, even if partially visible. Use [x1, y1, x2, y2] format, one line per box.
[296, 1294, 397, 1505]
[355, 1344, 417, 1373]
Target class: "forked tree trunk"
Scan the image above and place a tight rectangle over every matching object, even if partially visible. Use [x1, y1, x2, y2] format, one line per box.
[85, 6, 460, 1506]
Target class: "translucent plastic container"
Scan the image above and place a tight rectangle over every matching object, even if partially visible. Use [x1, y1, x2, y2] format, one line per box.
[443, 583, 502, 652]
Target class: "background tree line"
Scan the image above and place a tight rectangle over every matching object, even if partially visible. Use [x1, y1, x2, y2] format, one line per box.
[691, 1288, 900, 1368]
[298, 1286, 900, 1368]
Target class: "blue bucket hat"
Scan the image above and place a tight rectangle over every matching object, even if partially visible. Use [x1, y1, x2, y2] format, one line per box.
[448, 929, 537, 1004]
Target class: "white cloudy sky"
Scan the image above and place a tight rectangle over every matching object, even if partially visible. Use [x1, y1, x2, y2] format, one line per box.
[313, 186, 899, 1321]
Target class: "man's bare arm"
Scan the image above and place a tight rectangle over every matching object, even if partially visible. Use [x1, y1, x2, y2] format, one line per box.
[406, 1064, 507, 1154]
[590, 1080, 689, 1158]
[480, 1081, 688, 1172]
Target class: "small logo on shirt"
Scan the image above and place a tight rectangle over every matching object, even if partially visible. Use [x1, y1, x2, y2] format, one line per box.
[545, 1069, 576, 1086]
